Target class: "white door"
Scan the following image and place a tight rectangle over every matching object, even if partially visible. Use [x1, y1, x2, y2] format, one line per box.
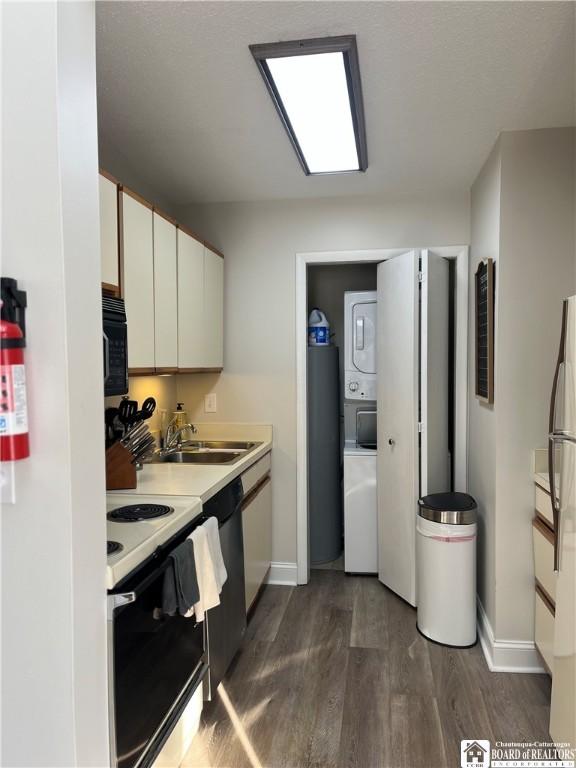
[122, 192, 155, 369]
[203, 247, 224, 368]
[420, 250, 450, 495]
[177, 229, 204, 369]
[377, 251, 419, 606]
[99, 174, 119, 290]
[153, 212, 178, 369]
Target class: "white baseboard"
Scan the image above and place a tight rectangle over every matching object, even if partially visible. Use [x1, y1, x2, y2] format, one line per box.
[267, 561, 298, 586]
[477, 599, 545, 673]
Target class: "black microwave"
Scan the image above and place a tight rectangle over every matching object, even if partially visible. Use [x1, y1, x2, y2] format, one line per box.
[103, 296, 128, 396]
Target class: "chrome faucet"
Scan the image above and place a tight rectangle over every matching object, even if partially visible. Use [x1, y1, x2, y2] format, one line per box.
[163, 422, 198, 452]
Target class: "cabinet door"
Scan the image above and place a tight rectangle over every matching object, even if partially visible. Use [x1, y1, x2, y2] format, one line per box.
[99, 174, 119, 291]
[177, 229, 204, 369]
[122, 191, 155, 370]
[153, 213, 178, 369]
[203, 247, 224, 368]
[242, 477, 272, 612]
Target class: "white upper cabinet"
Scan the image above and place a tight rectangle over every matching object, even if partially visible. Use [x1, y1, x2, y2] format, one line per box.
[177, 234, 224, 370]
[102, 174, 224, 373]
[153, 212, 178, 369]
[177, 229, 205, 369]
[203, 247, 224, 368]
[122, 191, 155, 369]
[99, 173, 119, 291]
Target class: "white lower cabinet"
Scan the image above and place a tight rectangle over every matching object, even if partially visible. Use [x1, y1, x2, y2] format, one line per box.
[532, 517, 556, 602]
[535, 589, 555, 673]
[535, 482, 555, 528]
[242, 474, 272, 612]
[532, 481, 560, 684]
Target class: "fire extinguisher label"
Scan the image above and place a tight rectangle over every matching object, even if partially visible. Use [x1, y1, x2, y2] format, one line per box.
[0, 365, 28, 436]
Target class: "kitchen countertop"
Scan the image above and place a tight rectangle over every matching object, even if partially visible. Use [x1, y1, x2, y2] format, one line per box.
[110, 423, 273, 502]
[106, 493, 203, 589]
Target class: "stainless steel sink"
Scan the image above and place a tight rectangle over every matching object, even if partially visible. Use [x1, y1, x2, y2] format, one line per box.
[181, 441, 258, 451]
[149, 440, 262, 465]
[161, 451, 243, 464]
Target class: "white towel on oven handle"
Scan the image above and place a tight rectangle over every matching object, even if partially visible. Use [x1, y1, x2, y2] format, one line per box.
[204, 516, 227, 592]
[185, 524, 220, 622]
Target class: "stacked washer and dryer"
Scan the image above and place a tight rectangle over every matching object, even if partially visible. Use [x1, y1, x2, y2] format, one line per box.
[343, 291, 378, 574]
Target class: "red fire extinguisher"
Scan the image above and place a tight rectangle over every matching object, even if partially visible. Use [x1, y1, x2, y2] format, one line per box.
[0, 278, 29, 461]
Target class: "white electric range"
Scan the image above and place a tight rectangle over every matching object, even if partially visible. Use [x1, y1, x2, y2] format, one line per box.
[106, 493, 203, 589]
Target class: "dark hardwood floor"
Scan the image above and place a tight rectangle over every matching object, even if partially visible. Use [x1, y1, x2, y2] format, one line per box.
[183, 570, 551, 768]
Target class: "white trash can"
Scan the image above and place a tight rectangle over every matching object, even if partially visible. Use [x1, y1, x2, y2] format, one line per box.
[416, 492, 477, 647]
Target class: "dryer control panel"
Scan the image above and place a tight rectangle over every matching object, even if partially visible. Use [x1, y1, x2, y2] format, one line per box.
[344, 372, 377, 400]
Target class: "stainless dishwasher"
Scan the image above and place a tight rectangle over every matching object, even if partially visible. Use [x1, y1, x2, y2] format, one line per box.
[205, 477, 247, 694]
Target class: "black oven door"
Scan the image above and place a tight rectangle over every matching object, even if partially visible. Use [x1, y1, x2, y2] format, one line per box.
[109, 564, 206, 768]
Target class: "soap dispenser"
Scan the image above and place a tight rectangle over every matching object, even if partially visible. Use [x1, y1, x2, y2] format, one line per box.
[172, 402, 188, 430]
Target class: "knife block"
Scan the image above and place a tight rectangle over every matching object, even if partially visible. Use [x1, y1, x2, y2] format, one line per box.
[106, 442, 137, 491]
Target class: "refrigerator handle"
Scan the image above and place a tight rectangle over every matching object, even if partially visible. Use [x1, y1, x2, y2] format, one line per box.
[548, 299, 568, 572]
[548, 300, 568, 572]
[548, 432, 576, 572]
[548, 435, 561, 572]
[548, 300, 568, 436]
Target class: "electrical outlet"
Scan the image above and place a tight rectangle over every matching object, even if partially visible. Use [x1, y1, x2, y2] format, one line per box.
[204, 393, 217, 413]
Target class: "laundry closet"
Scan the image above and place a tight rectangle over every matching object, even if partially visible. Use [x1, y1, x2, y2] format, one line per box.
[306, 249, 461, 605]
[307, 263, 378, 570]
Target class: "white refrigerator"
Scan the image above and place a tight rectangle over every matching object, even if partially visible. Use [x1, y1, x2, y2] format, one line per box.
[548, 295, 576, 749]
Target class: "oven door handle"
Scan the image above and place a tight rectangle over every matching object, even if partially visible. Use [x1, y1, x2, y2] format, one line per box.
[109, 549, 187, 608]
[110, 558, 171, 608]
[107, 591, 135, 620]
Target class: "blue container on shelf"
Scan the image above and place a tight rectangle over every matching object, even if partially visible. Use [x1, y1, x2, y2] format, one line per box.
[308, 308, 330, 346]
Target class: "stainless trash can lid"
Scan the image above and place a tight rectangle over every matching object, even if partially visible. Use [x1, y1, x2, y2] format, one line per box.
[418, 492, 477, 525]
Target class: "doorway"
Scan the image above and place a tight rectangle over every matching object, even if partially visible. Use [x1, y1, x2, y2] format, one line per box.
[307, 263, 379, 571]
[296, 247, 469, 585]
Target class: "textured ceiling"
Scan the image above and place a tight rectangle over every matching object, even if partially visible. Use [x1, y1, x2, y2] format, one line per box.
[96, 1, 575, 204]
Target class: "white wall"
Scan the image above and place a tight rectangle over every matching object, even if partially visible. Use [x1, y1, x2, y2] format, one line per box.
[495, 128, 575, 640]
[1, 2, 109, 765]
[468, 139, 501, 631]
[106, 375, 178, 438]
[469, 128, 575, 645]
[98, 131, 185, 221]
[176, 194, 470, 564]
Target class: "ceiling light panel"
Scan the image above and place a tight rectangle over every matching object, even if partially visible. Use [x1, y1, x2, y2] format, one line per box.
[250, 36, 368, 175]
